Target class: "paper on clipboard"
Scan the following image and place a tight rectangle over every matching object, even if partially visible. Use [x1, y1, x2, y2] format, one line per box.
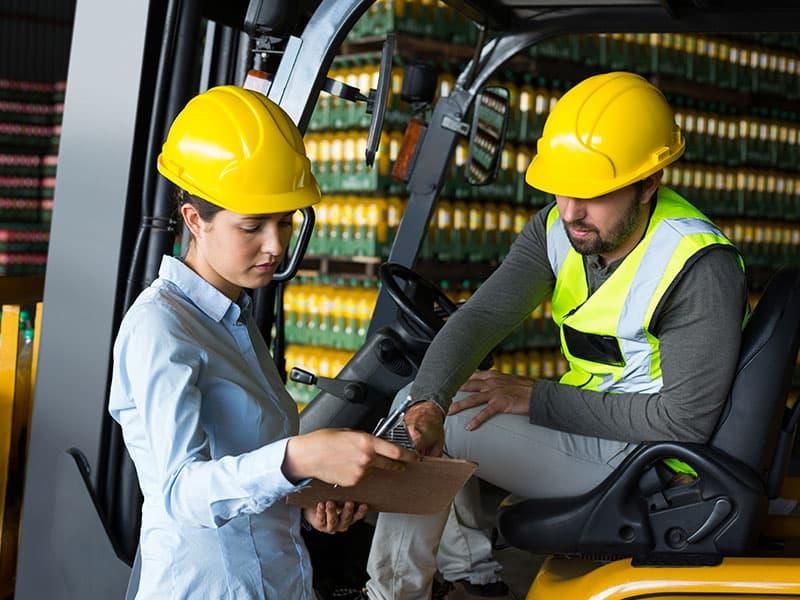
[285, 457, 477, 514]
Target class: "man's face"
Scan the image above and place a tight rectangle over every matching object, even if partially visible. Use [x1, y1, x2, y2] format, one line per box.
[555, 183, 646, 256]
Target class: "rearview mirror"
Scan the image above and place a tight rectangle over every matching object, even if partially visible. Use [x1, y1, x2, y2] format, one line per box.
[466, 86, 510, 186]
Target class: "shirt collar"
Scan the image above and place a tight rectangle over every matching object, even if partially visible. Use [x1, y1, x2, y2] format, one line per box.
[158, 255, 250, 323]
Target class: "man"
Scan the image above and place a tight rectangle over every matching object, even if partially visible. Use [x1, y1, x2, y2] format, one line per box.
[364, 71, 748, 600]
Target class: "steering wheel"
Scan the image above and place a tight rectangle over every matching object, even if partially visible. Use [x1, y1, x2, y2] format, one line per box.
[378, 262, 459, 340]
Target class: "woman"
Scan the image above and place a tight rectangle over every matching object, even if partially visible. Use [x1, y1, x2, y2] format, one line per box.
[108, 85, 415, 599]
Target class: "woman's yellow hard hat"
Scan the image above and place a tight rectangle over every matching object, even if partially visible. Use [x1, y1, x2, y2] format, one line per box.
[157, 85, 320, 214]
[526, 71, 684, 199]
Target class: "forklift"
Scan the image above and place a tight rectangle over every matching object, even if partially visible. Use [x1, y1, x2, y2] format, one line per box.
[16, 0, 800, 598]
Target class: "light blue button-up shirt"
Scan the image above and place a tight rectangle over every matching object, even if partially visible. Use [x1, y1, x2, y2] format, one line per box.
[109, 256, 313, 599]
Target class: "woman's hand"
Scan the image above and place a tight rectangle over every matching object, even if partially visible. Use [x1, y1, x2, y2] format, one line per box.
[283, 429, 418, 487]
[303, 500, 368, 535]
[448, 370, 534, 431]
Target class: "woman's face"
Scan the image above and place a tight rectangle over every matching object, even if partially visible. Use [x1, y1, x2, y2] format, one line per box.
[183, 204, 294, 299]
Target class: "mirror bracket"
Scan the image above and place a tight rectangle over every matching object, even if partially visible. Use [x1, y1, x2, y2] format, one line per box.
[441, 115, 470, 136]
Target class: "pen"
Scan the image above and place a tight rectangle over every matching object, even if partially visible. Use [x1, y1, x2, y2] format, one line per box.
[373, 395, 415, 438]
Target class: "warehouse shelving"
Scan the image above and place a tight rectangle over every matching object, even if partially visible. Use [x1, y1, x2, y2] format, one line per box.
[0, 79, 64, 279]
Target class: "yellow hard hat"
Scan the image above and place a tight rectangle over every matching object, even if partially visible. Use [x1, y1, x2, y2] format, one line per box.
[157, 85, 320, 214]
[525, 72, 684, 199]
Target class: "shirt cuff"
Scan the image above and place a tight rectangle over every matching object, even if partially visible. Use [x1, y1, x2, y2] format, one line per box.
[239, 437, 310, 502]
[529, 379, 550, 425]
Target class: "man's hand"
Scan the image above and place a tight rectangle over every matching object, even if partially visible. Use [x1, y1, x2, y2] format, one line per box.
[404, 401, 445, 457]
[449, 370, 533, 431]
[303, 500, 368, 535]
[283, 429, 419, 487]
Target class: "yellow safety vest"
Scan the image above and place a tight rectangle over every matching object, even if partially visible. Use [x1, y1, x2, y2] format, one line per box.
[546, 187, 743, 472]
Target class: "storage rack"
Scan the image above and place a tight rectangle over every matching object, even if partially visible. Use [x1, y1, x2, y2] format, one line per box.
[0, 79, 63, 281]
[286, 2, 800, 407]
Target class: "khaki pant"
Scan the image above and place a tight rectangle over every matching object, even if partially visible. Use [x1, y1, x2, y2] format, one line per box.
[365, 384, 634, 600]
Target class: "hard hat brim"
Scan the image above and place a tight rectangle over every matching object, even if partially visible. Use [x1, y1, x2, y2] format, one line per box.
[158, 153, 321, 215]
[525, 142, 685, 200]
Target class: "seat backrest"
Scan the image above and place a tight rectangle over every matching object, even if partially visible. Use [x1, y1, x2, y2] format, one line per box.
[710, 267, 800, 483]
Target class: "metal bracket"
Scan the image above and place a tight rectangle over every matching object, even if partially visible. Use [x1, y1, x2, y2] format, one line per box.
[441, 114, 470, 136]
[321, 77, 367, 103]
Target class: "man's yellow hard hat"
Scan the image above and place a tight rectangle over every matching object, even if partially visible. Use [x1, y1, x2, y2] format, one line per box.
[525, 71, 684, 199]
[157, 85, 320, 214]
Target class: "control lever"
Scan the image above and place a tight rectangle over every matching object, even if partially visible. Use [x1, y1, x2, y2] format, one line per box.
[290, 367, 366, 403]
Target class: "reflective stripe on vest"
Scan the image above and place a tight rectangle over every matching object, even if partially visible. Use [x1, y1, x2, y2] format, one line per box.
[545, 187, 741, 394]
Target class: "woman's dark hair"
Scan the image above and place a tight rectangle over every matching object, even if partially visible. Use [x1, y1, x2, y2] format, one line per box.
[173, 187, 224, 249]
[173, 186, 224, 222]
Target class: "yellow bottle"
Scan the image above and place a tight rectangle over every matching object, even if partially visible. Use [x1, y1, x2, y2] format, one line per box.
[355, 131, 368, 178]
[328, 197, 342, 255]
[319, 133, 333, 190]
[356, 286, 375, 345]
[483, 203, 499, 256]
[369, 197, 388, 256]
[284, 284, 298, 341]
[330, 133, 344, 190]
[294, 285, 309, 344]
[467, 201, 483, 258]
[386, 196, 404, 252]
[452, 199, 468, 259]
[307, 283, 322, 346]
[528, 350, 542, 379]
[439, 73, 455, 101]
[542, 351, 556, 379]
[518, 80, 534, 143]
[343, 68, 360, 127]
[377, 131, 391, 178]
[313, 196, 329, 255]
[330, 283, 346, 349]
[513, 206, 529, 235]
[339, 196, 356, 256]
[343, 132, 357, 183]
[454, 140, 468, 195]
[388, 65, 404, 119]
[533, 87, 549, 136]
[498, 354, 513, 375]
[497, 203, 513, 253]
[435, 199, 453, 258]
[344, 285, 359, 350]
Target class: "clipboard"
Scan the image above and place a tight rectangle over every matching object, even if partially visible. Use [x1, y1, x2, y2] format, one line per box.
[285, 457, 477, 514]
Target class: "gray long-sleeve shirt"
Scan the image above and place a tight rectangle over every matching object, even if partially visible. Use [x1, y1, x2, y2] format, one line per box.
[409, 197, 747, 444]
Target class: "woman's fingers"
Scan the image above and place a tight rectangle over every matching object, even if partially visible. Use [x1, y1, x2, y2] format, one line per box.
[324, 501, 339, 533]
[336, 501, 355, 531]
[354, 503, 368, 522]
[371, 437, 418, 463]
[310, 500, 368, 534]
[369, 454, 409, 472]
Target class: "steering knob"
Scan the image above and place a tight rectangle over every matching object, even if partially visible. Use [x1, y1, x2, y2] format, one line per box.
[378, 339, 399, 361]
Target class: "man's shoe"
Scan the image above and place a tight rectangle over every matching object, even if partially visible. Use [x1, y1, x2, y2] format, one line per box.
[443, 579, 516, 599]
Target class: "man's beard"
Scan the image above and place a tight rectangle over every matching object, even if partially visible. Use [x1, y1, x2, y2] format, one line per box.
[563, 195, 643, 256]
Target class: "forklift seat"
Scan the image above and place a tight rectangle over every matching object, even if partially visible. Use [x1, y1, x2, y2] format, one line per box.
[498, 266, 800, 560]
